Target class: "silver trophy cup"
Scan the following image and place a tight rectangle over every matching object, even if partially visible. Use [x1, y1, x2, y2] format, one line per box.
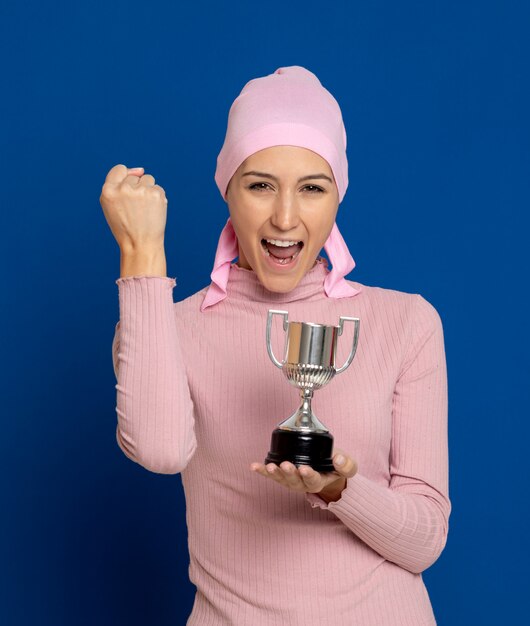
[265, 309, 360, 472]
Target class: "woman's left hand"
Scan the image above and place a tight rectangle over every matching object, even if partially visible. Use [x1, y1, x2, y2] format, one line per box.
[250, 449, 358, 500]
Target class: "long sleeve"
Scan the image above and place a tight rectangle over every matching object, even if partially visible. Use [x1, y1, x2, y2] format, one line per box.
[305, 294, 451, 574]
[112, 275, 197, 474]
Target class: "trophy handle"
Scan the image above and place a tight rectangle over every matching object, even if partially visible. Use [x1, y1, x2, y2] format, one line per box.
[266, 309, 289, 369]
[335, 316, 361, 374]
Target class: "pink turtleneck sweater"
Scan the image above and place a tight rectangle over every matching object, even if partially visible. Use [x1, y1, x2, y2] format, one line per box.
[112, 257, 450, 626]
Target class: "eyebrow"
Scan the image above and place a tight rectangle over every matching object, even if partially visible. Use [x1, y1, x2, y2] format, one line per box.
[241, 170, 333, 184]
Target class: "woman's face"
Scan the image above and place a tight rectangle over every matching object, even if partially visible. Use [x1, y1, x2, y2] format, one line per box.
[225, 145, 339, 293]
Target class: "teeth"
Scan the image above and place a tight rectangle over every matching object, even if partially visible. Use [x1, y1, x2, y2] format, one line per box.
[264, 238, 301, 247]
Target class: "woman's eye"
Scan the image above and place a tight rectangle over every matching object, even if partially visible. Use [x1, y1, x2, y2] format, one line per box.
[248, 182, 270, 192]
[303, 185, 324, 193]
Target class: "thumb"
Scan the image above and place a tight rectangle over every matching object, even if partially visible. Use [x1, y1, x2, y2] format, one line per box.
[332, 449, 358, 478]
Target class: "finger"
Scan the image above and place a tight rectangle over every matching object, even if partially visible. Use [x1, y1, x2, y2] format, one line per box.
[279, 461, 306, 489]
[264, 463, 289, 485]
[138, 173, 155, 186]
[250, 462, 281, 475]
[123, 173, 142, 187]
[104, 164, 144, 185]
[332, 449, 359, 478]
[250, 462, 283, 483]
[153, 184, 168, 203]
[267, 463, 311, 492]
[297, 465, 324, 493]
[249, 462, 269, 478]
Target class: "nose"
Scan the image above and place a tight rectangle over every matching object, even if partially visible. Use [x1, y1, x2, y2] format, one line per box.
[270, 194, 300, 232]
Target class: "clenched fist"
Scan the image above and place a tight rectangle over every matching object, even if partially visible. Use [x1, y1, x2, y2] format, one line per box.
[99, 164, 168, 255]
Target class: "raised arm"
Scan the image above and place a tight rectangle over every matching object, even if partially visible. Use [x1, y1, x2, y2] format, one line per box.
[112, 274, 197, 474]
[305, 294, 451, 574]
[100, 163, 197, 474]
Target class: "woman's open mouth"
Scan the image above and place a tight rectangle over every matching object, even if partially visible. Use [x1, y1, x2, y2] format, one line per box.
[260, 238, 304, 267]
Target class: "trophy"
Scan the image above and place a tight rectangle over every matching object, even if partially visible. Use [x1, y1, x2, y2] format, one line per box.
[264, 309, 360, 473]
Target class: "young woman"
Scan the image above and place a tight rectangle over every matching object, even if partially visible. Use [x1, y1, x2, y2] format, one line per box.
[100, 65, 450, 625]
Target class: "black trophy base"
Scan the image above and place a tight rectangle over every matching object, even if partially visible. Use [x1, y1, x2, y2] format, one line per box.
[265, 427, 335, 473]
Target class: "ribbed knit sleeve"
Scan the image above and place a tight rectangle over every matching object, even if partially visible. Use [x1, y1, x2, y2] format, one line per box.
[112, 276, 197, 474]
[305, 294, 451, 574]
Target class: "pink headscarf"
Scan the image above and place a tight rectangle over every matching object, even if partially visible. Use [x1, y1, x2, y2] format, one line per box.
[201, 65, 360, 312]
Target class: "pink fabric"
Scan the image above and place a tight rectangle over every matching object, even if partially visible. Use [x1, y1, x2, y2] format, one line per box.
[113, 264, 450, 624]
[200, 217, 360, 311]
[202, 65, 358, 312]
[322, 218, 359, 297]
[199, 216, 237, 312]
[214, 66, 349, 202]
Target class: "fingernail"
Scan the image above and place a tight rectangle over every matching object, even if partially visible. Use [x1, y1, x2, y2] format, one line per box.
[129, 167, 144, 171]
[335, 455, 345, 465]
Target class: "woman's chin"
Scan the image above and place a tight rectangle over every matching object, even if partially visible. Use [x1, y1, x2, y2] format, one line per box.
[239, 244, 317, 292]
[256, 259, 308, 293]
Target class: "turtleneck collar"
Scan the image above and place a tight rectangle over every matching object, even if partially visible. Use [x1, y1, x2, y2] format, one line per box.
[225, 256, 334, 304]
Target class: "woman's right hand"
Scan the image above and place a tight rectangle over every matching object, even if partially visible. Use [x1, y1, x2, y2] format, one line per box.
[99, 164, 168, 254]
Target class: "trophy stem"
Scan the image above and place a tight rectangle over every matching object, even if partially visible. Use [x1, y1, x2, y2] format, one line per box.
[298, 388, 314, 428]
[276, 387, 329, 433]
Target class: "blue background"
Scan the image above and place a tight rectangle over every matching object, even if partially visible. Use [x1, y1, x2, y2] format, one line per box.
[1, 1, 528, 624]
